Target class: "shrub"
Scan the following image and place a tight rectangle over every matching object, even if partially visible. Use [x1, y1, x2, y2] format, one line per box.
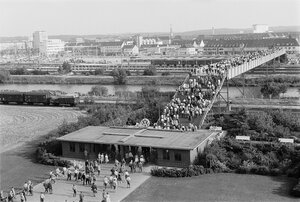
[95, 69, 104, 75]
[162, 72, 171, 76]
[270, 168, 282, 176]
[36, 147, 71, 167]
[150, 165, 206, 178]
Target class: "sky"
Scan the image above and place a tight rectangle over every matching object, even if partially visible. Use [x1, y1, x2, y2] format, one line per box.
[0, 0, 299, 37]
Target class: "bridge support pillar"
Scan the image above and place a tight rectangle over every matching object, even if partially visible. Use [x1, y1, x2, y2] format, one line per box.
[226, 77, 230, 112]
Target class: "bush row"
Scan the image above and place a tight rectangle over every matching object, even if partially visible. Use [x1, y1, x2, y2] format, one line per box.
[36, 147, 71, 167]
[236, 165, 282, 176]
[150, 165, 230, 178]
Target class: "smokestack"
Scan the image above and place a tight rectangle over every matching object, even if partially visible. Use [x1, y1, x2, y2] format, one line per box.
[212, 27, 215, 35]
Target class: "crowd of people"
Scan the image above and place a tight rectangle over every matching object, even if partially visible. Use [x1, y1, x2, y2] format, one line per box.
[62, 155, 136, 202]
[0, 153, 144, 202]
[0, 180, 36, 202]
[155, 48, 282, 130]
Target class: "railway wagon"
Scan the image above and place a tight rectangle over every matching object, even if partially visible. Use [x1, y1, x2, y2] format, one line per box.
[24, 92, 51, 105]
[0, 91, 24, 104]
[51, 96, 78, 106]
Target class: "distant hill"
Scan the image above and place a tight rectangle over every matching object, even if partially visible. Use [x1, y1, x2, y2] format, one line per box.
[178, 26, 300, 37]
[1, 26, 299, 42]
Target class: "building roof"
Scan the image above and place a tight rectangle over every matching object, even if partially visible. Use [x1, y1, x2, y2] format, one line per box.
[122, 45, 135, 50]
[158, 36, 170, 41]
[100, 41, 124, 47]
[204, 38, 299, 48]
[57, 126, 220, 150]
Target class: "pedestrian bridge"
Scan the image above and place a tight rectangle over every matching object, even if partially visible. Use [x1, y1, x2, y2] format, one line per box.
[227, 49, 286, 79]
[156, 49, 287, 130]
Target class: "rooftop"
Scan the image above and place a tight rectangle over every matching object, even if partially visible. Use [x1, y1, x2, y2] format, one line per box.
[57, 126, 220, 150]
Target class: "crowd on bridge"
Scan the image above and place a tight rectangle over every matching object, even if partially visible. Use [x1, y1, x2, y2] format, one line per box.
[155, 48, 282, 130]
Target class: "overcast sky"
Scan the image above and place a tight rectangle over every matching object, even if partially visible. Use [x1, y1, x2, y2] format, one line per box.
[0, 0, 299, 37]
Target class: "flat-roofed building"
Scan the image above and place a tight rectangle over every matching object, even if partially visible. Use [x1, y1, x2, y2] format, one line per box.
[47, 39, 65, 55]
[33, 31, 48, 55]
[57, 126, 225, 167]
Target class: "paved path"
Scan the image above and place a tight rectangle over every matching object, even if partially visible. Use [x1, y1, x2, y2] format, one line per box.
[23, 163, 151, 202]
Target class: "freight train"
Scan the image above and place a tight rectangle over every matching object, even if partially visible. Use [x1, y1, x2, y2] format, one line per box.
[0, 91, 78, 106]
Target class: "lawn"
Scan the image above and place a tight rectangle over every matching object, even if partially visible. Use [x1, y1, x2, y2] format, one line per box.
[122, 173, 299, 202]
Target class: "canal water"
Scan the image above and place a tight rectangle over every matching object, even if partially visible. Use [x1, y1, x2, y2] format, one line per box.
[0, 84, 299, 99]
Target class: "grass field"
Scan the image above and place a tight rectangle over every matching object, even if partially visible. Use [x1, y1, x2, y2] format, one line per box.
[0, 105, 82, 153]
[122, 173, 299, 202]
[0, 105, 82, 191]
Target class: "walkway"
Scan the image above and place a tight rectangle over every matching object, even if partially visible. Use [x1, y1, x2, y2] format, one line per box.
[26, 163, 152, 202]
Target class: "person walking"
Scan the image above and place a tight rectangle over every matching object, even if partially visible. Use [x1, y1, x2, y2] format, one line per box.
[100, 153, 104, 164]
[124, 170, 129, 179]
[81, 172, 86, 185]
[138, 161, 143, 172]
[67, 169, 71, 181]
[72, 184, 77, 197]
[74, 168, 79, 182]
[20, 192, 26, 202]
[126, 176, 131, 188]
[79, 192, 84, 202]
[129, 160, 133, 173]
[102, 189, 106, 202]
[0, 190, 4, 201]
[98, 152, 101, 164]
[7, 191, 13, 202]
[91, 183, 97, 197]
[103, 176, 108, 189]
[40, 192, 45, 202]
[11, 187, 16, 198]
[29, 182, 33, 196]
[105, 154, 109, 164]
[112, 176, 117, 191]
[23, 182, 28, 195]
[106, 192, 111, 202]
[97, 164, 101, 176]
[117, 173, 123, 185]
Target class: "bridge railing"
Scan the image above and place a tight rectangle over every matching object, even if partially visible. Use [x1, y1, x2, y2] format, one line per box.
[227, 49, 286, 79]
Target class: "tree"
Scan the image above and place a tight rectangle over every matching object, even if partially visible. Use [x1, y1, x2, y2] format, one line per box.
[59, 62, 72, 74]
[88, 86, 108, 96]
[95, 69, 104, 75]
[260, 82, 288, 98]
[9, 68, 29, 75]
[110, 68, 127, 85]
[143, 66, 157, 76]
[0, 70, 10, 83]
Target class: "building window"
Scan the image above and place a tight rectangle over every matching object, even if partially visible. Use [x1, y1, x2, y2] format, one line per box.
[175, 153, 182, 161]
[163, 149, 170, 160]
[79, 143, 85, 152]
[70, 142, 75, 152]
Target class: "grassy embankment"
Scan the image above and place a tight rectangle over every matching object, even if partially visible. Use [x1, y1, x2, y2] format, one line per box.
[6, 75, 185, 86]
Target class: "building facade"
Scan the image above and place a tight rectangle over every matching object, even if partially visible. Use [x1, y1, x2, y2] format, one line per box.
[47, 39, 65, 55]
[58, 126, 225, 168]
[122, 45, 139, 56]
[100, 41, 124, 56]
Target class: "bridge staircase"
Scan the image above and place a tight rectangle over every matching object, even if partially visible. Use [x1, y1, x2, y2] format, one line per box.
[157, 49, 286, 129]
